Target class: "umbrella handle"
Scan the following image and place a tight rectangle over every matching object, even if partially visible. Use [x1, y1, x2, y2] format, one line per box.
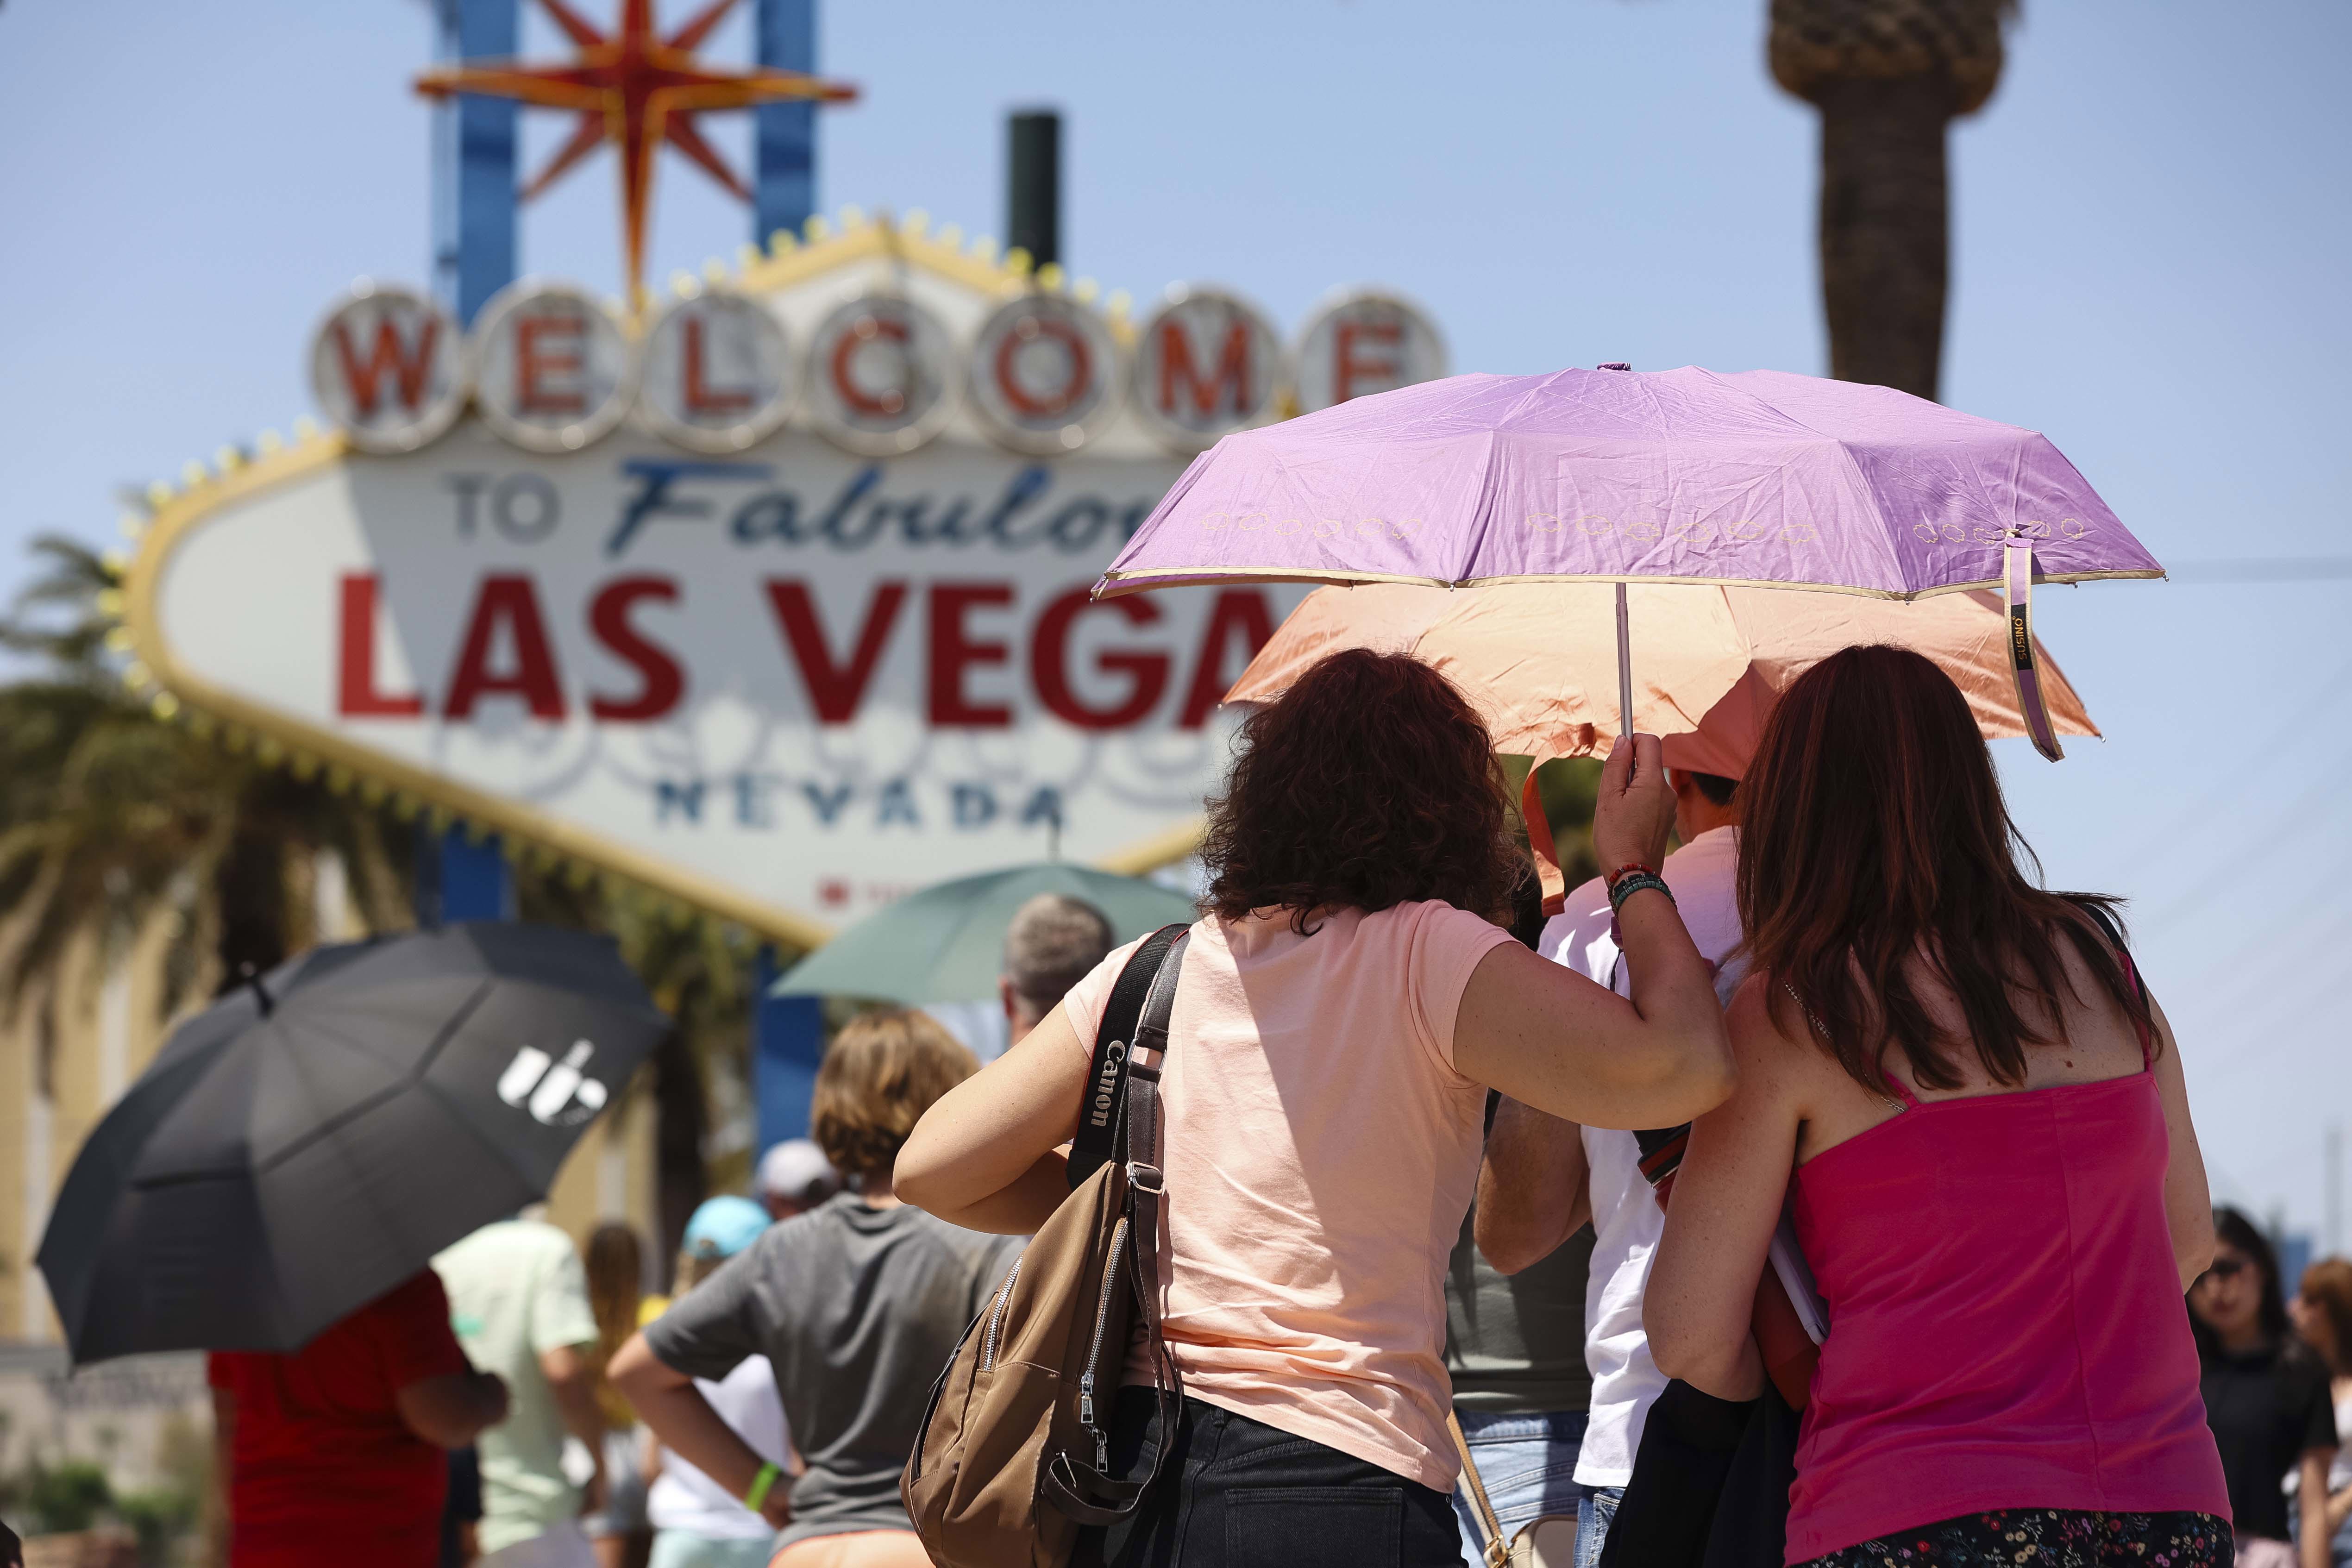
[2002, 539, 2065, 763]
[1521, 767, 1568, 918]
[1615, 582, 1634, 740]
[239, 963, 274, 1017]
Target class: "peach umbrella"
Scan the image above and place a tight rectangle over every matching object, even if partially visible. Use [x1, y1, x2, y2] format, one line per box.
[1225, 581, 2097, 906]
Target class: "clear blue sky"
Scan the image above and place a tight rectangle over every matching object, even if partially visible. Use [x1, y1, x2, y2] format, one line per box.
[4, 0, 2349, 1238]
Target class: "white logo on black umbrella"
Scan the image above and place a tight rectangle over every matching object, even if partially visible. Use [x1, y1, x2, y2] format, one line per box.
[496, 1041, 610, 1126]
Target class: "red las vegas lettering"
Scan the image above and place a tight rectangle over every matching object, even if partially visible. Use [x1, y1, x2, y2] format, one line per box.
[1030, 589, 1167, 729]
[1178, 588, 1278, 726]
[337, 573, 425, 715]
[587, 576, 685, 721]
[445, 574, 567, 719]
[764, 580, 909, 723]
[927, 583, 1016, 727]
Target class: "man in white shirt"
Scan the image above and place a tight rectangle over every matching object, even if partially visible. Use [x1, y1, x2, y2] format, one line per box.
[436, 1216, 608, 1568]
[1476, 768, 1745, 1568]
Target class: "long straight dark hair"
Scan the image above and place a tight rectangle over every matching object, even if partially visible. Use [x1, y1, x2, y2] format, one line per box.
[1737, 644, 2152, 1093]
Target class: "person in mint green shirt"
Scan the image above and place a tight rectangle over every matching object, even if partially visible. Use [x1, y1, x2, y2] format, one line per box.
[437, 1217, 607, 1568]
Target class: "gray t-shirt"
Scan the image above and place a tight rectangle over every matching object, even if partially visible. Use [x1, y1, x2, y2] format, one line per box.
[645, 1194, 1022, 1548]
[1445, 1202, 1596, 1415]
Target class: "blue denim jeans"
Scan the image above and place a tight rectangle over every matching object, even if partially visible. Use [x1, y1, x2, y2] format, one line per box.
[1575, 1485, 1621, 1568]
[1449, 1410, 1593, 1566]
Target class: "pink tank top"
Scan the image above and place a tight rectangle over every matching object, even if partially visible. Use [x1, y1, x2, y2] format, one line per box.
[1785, 1019, 2229, 1563]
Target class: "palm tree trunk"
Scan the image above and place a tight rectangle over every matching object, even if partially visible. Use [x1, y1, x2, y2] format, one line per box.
[1815, 75, 1953, 401]
[214, 814, 293, 990]
[652, 1028, 708, 1271]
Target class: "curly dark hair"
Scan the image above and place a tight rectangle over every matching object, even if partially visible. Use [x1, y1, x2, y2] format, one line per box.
[1202, 648, 1526, 932]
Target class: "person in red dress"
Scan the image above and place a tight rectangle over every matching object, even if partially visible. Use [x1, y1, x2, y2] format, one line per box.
[209, 1269, 509, 1568]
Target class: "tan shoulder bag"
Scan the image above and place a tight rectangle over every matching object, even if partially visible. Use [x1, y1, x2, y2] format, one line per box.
[1450, 1412, 1582, 1568]
[903, 926, 1191, 1568]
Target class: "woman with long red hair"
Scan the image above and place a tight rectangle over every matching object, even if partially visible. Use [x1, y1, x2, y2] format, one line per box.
[1646, 644, 2230, 1567]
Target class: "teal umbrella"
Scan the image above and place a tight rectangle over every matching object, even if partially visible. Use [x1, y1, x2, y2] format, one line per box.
[770, 863, 1198, 1005]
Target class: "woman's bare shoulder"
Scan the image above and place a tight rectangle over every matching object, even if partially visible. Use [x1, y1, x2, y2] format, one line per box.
[1726, 973, 1816, 1068]
[1725, 971, 1905, 1155]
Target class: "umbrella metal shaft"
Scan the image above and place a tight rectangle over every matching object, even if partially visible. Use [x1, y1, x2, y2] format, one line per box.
[1615, 582, 1634, 740]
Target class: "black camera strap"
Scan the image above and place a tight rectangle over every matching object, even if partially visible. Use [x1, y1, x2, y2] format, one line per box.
[1068, 922, 1189, 1190]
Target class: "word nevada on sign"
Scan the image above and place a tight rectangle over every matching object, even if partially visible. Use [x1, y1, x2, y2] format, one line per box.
[131, 219, 1433, 943]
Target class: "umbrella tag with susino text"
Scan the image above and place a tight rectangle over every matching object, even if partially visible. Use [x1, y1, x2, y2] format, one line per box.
[2004, 535, 2065, 763]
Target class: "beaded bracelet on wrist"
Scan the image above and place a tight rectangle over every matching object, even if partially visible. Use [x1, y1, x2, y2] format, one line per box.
[1607, 871, 1674, 913]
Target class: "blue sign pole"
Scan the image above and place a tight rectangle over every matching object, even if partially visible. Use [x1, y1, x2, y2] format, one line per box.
[754, 0, 818, 244]
[432, 0, 520, 326]
[751, 0, 823, 1159]
[414, 825, 518, 924]
[424, 0, 519, 923]
[753, 949, 826, 1165]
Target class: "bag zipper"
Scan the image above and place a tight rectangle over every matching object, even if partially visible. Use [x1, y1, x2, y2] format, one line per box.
[1077, 1215, 1128, 1471]
[978, 1256, 1022, 1371]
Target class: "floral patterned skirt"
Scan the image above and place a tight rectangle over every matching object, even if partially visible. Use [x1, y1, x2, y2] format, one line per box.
[1797, 1509, 2233, 1568]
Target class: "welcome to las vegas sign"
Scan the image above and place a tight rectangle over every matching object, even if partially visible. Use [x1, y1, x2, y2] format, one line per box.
[125, 213, 1448, 946]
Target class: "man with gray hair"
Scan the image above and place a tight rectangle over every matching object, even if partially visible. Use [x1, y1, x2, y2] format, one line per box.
[998, 892, 1115, 1046]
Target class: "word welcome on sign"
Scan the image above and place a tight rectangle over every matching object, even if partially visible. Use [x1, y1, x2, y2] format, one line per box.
[313, 277, 1447, 462]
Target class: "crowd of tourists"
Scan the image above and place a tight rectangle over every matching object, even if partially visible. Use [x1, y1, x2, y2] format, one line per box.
[190, 645, 2347, 1568]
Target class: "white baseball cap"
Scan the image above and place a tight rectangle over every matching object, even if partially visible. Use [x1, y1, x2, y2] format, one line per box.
[756, 1138, 841, 1205]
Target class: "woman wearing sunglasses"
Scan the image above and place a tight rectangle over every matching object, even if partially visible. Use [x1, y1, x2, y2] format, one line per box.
[2190, 1209, 2339, 1568]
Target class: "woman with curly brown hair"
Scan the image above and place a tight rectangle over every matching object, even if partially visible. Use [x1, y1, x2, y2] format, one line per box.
[896, 648, 1736, 1567]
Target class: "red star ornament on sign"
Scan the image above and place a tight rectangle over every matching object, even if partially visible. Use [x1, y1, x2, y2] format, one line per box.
[416, 0, 858, 311]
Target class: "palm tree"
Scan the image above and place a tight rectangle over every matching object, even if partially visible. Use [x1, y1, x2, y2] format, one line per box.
[0, 537, 414, 1020]
[1769, 0, 2014, 401]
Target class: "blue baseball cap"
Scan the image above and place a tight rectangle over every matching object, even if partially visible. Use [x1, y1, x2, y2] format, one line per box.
[682, 1196, 770, 1261]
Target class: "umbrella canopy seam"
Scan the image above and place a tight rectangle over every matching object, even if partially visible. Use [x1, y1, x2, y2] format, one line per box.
[1100, 564, 2165, 599]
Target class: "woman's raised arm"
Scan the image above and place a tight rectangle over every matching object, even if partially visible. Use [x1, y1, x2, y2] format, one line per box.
[893, 1014, 1090, 1234]
[1455, 735, 1735, 1130]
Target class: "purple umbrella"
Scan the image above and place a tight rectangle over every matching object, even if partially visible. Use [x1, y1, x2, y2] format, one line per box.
[1098, 365, 2162, 760]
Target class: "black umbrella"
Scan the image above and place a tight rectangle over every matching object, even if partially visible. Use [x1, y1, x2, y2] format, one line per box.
[37, 922, 668, 1365]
